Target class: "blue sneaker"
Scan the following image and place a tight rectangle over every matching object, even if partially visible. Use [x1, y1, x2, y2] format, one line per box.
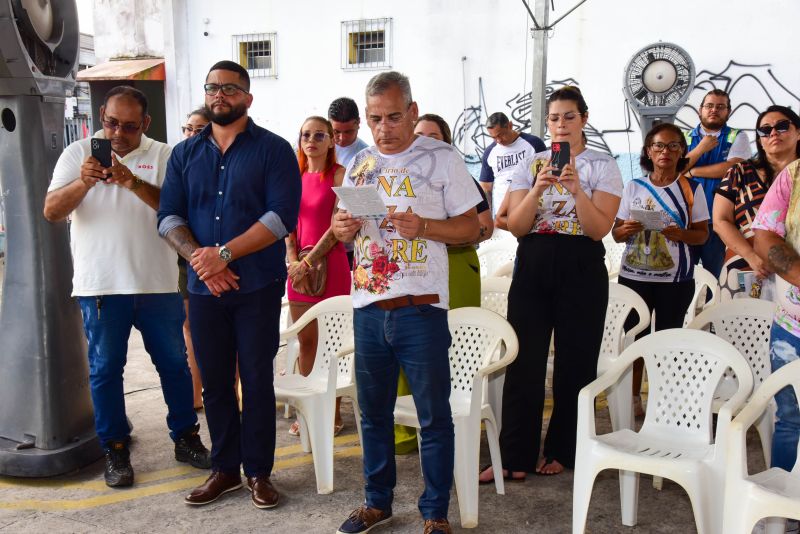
[336, 505, 392, 534]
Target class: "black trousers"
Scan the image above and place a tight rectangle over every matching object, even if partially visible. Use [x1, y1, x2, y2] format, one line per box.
[189, 281, 283, 477]
[500, 233, 608, 471]
[618, 276, 694, 338]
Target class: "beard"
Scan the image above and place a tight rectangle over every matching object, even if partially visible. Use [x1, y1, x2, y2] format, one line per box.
[700, 115, 726, 131]
[205, 101, 247, 126]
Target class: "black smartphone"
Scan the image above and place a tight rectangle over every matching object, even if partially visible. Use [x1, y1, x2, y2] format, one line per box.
[91, 138, 112, 170]
[549, 141, 570, 176]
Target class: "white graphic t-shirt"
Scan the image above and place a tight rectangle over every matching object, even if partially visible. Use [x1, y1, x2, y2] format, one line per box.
[508, 148, 623, 236]
[479, 133, 545, 215]
[342, 135, 482, 309]
[616, 176, 709, 283]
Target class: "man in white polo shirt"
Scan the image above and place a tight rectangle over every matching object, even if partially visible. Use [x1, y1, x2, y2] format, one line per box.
[43, 86, 210, 488]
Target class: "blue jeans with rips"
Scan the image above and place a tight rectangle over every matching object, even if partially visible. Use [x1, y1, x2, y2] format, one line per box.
[354, 303, 454, 520]
[78, 293, 197, 448]
[769, 321, 800, 471]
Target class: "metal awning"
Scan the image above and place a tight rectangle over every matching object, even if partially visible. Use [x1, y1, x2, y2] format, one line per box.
[76, 58, 165, 81]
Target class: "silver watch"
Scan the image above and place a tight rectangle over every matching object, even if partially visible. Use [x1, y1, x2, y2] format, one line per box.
[218, 245, 233, 263]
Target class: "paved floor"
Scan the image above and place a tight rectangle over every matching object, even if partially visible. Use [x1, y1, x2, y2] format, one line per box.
[0, 330, 767, 533]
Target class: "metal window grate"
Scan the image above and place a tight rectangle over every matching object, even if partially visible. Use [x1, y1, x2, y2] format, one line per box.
[232, 32, 277, 78]
[341, 18, 392, 71]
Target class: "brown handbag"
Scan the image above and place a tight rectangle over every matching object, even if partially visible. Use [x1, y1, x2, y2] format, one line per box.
[291, 246, 327, 297]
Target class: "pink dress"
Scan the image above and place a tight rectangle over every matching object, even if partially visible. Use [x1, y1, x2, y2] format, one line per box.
[287, 164, 351, 303]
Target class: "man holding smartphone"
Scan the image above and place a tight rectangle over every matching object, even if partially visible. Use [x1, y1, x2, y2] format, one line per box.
[43, 86, 211, 488]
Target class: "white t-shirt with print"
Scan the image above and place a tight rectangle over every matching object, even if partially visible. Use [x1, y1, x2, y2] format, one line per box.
[342, 135, 482, 309]
[616, 176, 709, 283]
[48, 132, 177, 296]
[508, 148, 623, 236]
[482, 134, 542, 215]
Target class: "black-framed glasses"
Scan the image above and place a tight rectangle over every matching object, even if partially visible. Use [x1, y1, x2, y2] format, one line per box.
[102, 115, 144, 134]
[649, 141, 683, 152]
[546, 111, 580, 123]
[300, 132, 330, 142]
[204, 83, 249, 96]
[701, 103, 729, 111]
[756, 119, 792, 138]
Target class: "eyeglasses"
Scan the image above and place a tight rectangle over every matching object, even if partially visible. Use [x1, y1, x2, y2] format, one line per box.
[701, 103, 729, 112]
[102, 115, 143, 134]
[181, 125, 206, 135]
[301, 132, 330, 142]
[546, 112, 580, 123]
[756, 119, 792, 138]
[366, 106, 411, 128]
[649, 141, 683, 152]
[204, 83, 249, 96]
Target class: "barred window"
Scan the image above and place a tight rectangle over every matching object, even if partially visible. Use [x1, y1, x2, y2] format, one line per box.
[341, 18, 392, 71]
[232, 33, 277, 78]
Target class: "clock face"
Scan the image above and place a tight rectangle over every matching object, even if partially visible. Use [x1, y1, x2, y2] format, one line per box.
[625, 43, 693, 108]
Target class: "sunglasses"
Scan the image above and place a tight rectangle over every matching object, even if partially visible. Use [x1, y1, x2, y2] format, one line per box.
[756, 119, 792, 138]
[102, 115, 143, 134]
[301, 132, 330, 142]
[204, 83, 249, 96]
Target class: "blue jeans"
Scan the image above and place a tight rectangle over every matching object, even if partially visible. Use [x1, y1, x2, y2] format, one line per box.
[769, 322, 800, 471]
[354, 303, 454, 520]
[78, 293, 197, 448]
[691, 227, 725, 279]
[188, 282, 282, 477]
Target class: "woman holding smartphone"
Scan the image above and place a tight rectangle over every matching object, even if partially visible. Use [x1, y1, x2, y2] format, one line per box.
[613, 123, 709, 416]
[480, 87, 622, 481]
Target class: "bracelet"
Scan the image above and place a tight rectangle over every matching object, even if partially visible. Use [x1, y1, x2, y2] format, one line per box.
[420, 218, 429, 239]
[302, 256, 313, 268]
[129, 175, 144, 191]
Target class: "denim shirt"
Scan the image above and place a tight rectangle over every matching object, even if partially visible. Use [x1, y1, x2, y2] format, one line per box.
[158, 118, 301, 295]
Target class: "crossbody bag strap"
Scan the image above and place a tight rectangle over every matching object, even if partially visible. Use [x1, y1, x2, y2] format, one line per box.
[676, 175, 694, 227]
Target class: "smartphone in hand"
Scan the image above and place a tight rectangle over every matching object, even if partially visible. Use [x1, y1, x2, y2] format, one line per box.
[91, 138, 113, 171]
[549, 142, 570, 176]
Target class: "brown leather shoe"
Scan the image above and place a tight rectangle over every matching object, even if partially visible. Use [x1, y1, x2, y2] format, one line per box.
[184, 471, 242, 505]
[246, 475, 279, 509]
[423, 518, 452, 534]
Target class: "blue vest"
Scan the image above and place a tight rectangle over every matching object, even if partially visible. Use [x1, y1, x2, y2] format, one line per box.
[685, 124, 739, 216]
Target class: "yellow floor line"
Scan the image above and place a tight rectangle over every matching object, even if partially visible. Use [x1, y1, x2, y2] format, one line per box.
[0, 446, 363, 511]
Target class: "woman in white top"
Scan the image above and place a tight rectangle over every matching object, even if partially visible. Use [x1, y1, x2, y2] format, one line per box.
[612, 123, 709, 415]
[480, 87, 622, 482]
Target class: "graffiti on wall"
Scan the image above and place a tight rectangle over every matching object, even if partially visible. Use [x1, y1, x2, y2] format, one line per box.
[454, 60, 799, 163]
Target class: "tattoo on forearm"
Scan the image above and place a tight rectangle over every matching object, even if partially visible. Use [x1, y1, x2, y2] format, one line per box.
[165, 226, 201, 261]
[768, 243, 799, 274]
[308, 230, 338, 264]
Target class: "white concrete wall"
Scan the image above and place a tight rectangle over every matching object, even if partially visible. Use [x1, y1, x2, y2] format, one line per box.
[93, 0, 163, 60]
[160, 0, 799, 156]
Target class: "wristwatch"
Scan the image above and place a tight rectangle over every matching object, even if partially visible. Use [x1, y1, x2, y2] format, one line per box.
[218, 245, 233, 263]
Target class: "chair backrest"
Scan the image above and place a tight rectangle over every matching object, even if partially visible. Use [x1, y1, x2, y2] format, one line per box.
[477, 240, 517, 279]
[621, 328, 753, 443]
[492, 260, 514, 278]
[602, 235, 626, 279]
[300, 296, 355, 385]
[598, 283, 650, 373]
[684, 265, 721, 326]
[480, 277, 512, 319]
[687, 298, 777, 391]
[447, 307, 518, 399]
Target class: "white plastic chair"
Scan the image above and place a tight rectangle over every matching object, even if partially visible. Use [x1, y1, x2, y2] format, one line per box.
[603, 235, 626, 280]
[477, 240, 517, 279]
[684, 265, 721, 326]
[280, 297, 300, 418]
[687, 298, 777, 466]
[480, 277, 511, 430]
[393, 307, 519, 528]
[492, 260, 514, 278]
[572, 328, 754, 534]
[274, 295, 355, 494]
[722, 359, 800, 534]
[598, 283, 651, 432]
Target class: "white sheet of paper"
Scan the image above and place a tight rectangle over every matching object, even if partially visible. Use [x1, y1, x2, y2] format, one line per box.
[333, 186, 388, 220]
[629, 209, 667, 231]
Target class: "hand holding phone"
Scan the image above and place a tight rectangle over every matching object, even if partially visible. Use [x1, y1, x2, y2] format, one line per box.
[549, 142, 570, 177]
[91, 138, 113, 170]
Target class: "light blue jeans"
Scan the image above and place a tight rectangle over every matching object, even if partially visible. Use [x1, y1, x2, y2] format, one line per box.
[769, 322, 800, 471]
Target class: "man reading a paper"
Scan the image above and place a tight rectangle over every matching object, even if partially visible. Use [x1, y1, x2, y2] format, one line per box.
[331, 71, 480, 534]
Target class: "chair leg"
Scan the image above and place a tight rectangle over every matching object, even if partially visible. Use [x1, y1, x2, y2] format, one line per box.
[303, 406, 335, 495]
[487, 371, 505, 434]
[571, 465, 597, 534]
[453, 422, 479, 528]
[619, 469, 640, 526]
[652, 475, 663, 490]
[298, 412, 311, 453]
[350, 396, 363, 446]
[483, 414, 505, 495]
[766, 517, 787, 534]
[607, 367, 634, 432]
